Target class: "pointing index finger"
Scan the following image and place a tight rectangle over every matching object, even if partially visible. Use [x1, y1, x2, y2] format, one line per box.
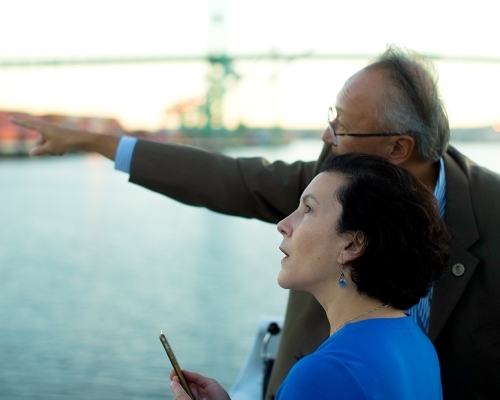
[9, 116, 43, 131]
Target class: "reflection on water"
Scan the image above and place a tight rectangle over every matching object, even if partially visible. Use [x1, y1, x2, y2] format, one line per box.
[0, 139, 499, 399]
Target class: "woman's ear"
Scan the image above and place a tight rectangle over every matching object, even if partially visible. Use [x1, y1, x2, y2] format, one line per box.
[338, 231, 365, 265]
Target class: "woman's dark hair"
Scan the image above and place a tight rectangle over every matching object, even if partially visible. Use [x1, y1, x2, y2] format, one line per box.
[320, 153, 450, 310]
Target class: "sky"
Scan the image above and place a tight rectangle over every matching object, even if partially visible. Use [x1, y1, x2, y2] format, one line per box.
[0, 0, 499, 130]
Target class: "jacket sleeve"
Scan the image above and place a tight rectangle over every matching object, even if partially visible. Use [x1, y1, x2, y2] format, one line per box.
[128, 139, 318, 223]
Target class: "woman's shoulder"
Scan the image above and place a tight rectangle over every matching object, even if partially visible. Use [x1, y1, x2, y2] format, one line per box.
[334, 316, 430, 343]
[326, 317, 441, 397]
[328, 317, 437, 361]
[278, 318, 442, 400]
[280, 354, 368, 399]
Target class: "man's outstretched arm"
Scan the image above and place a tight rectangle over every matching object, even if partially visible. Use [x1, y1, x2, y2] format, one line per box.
[11, 115, 323, 223]
[10, 116, 120, 160]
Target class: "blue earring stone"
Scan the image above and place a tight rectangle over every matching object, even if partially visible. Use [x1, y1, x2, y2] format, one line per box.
[339, 272, 346, 288]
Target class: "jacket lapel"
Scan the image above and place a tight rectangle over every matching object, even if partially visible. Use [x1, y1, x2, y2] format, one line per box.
[428, 148, 480, 342]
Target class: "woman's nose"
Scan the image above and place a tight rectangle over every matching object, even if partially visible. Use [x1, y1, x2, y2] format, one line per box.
[277, 217, 290, 236]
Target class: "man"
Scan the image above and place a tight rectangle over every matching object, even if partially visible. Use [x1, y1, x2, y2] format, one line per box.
[12, 47, 500, 400]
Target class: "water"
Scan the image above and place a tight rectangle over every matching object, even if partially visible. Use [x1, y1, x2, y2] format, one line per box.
[1, 139, 499, 399]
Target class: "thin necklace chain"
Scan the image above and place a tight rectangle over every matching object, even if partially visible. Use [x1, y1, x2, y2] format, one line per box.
[333, 303, 389, 334]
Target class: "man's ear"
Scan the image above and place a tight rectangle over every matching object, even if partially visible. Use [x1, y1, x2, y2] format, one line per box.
[388, 135, 414, 165]
[338, 231, 365, 265]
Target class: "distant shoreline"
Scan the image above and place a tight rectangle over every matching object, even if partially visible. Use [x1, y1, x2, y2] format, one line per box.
[1, 120, 499, 157]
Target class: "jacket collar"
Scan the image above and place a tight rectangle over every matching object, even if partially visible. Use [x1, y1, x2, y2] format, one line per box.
[428, 146, 480, 341]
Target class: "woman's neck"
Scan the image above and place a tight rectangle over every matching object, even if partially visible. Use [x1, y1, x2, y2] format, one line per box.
[314, 287, 405, 336]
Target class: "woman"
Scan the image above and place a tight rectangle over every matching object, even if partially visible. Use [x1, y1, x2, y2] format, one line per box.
[171, 153, 450, 400]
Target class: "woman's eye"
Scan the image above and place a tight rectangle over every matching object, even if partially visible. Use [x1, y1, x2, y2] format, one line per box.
[305, 205, 312, 213]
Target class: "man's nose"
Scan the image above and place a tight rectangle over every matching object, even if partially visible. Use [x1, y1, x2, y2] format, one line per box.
[321, 127, 334, 145]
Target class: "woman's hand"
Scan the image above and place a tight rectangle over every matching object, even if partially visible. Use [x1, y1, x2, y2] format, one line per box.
[170, 369, 231, 400]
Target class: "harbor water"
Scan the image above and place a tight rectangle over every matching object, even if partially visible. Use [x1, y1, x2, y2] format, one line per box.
[1, 139, 499, 399]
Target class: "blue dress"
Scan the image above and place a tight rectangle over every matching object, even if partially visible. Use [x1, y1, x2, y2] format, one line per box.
[276, 316, 442, 399]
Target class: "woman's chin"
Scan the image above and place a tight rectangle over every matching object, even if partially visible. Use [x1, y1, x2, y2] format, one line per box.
[277, 271, 292, 289]
[277, 271, 304, 291]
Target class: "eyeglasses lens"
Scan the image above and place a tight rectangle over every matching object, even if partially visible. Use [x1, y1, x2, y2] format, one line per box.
[328, 107, 335, 123]
[327, 107, 338, 145]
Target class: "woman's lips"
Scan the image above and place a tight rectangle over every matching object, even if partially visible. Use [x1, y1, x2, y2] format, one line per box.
[279, 247, 289, 260]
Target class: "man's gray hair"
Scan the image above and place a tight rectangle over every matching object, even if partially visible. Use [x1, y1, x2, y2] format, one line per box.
[367, 46, 450, 162]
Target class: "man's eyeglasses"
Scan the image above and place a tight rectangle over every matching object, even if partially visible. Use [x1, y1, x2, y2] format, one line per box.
[327, 107, 403, 146]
